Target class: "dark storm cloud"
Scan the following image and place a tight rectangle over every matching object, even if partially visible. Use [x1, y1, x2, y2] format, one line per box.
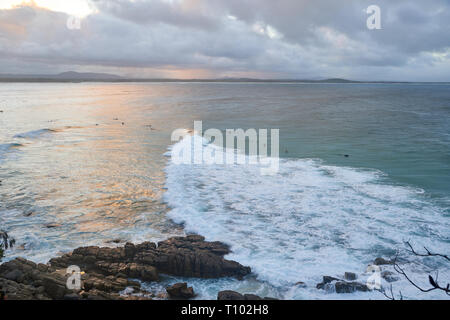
[0, 0, 449, 80]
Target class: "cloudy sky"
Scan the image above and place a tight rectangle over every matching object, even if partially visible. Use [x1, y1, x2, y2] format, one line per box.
[0, 0, 449, 80]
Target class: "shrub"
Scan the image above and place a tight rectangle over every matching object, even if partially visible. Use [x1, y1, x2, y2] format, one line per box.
[0, 231, 14, 262]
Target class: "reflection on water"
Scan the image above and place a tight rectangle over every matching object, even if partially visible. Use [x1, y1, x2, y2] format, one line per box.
[0, 83, 193, 262]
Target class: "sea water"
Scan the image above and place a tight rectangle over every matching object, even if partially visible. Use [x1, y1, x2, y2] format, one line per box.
[0, 82, 449, 299]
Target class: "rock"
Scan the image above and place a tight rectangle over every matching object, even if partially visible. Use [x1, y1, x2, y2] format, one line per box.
[41, 274, 68, 299]
[64, 293, 81, 300]
[145, 235, 250, 278]
[344, 272, 357, 281]
[50, 235, 249, 280]
[134, 235, 250, 278]
[374, 257, 393, 265]
[295, 281, 307, 288]
[1, 236, 251, 300]
[3, 269, 24, 282]
[105, 239, 125, 244]
[0, 258, 70, 300]
[217, 290, 245, 300]
[335, 281, 370, 293]
[381, 271, 399, 283]
[316, 275, 369, 294]
[243, 294, 262, 300]
[156, 292, 168, 299]
[316, 276, 339, 289]
[166, 282, 195, 299]
[0, 278, 44, 300]
[83, 273, 130, 293]
[217, 290, 276, 300]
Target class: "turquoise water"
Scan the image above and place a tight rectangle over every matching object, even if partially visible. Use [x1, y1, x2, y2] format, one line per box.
[0, 82, 449, 299]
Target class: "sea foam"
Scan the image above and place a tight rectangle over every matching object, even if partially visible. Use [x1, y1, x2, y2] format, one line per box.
[164, 135, 450, 299]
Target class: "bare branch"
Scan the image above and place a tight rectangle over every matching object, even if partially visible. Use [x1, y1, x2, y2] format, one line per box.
[393, 252, 450, 296]
[405, 241, 450, 262]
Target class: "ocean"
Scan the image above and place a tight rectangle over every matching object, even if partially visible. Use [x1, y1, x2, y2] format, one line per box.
[0, 82, 449, 299]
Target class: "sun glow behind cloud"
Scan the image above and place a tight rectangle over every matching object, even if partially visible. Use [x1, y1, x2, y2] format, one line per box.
[0, 0, 95, 17]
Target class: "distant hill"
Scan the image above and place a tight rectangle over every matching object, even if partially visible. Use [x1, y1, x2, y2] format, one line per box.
[0, 71, 122, 81]
[0, 72, 413, 83]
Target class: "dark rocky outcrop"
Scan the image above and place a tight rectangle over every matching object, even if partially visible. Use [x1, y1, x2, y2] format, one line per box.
[0, 256, 148, 300]
[217, 290, 277, 300]
[344, 272, 357, 281]
[166, 282, 195, 299]
[295, 281, 307, 288]
[334, 281, 369, 293]
[381, 270, 399, 283]
[50, 235, 250, 279]
[373, 257, 393, 265]
[316, 276, 339, 290]
[0, 235, 251, 300]
[0, 258, 70, 300]
[316, 275, 370, 293]
[217, 290, 246, 300]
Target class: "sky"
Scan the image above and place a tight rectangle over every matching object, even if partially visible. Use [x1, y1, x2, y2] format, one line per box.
[0, 0, 449, 81]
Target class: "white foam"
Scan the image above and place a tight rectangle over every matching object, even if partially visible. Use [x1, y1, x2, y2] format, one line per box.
[164, 135, 450, 299]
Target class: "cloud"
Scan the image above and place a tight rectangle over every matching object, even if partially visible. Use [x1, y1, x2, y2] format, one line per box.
[0, 0, 449, 80]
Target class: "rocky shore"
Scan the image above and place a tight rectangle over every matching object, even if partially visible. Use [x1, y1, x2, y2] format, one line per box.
[1, 233, 400, 300]
[0, 235, 251, 300]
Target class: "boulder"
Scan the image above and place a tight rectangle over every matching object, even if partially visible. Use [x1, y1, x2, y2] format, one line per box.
[3, 269, 24, 282]
[374, 257, 393, 265]
[41, 274, 68, 299]
[316, 275, 370, 294]
[316, 276, 339, 290]
[166, 282, 195, 299]
[344, 272, 357, 281]
[217, 290, 245, 300]
[217, 290, 277, 300]
[334, 281, 370, 293]
[381, 271, 399, 283]
[295, 281, 307, 288]
[135, 235, 250, 278]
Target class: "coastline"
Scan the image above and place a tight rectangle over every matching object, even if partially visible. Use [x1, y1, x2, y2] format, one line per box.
[1, 233, 396, 300]
[0, 235, 254, 300]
